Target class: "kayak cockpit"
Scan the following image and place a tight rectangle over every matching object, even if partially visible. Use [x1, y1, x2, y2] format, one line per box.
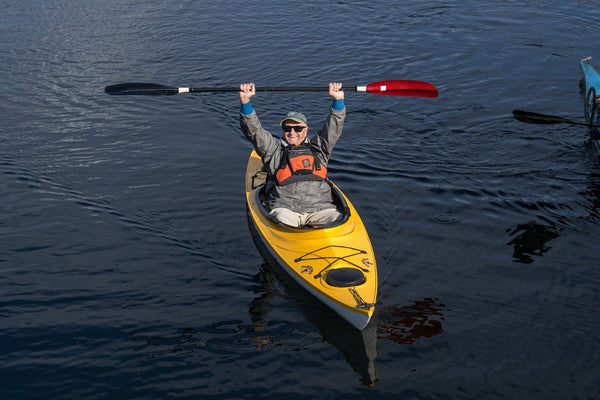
[253, 175, 351, 230]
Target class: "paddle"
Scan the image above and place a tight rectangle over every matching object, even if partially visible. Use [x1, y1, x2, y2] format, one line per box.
[512, 109, 600, 128]
[104, 80, 439, 98]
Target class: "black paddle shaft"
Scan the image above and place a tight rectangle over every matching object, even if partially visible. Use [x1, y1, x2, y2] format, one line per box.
[512, 110, 600, 128]
[105, 83, 336, 95]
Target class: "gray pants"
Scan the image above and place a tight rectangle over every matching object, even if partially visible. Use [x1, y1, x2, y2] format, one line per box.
[269, 207, 342, 228]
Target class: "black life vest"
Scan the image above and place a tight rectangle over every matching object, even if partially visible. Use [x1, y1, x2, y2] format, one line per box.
[275, 144, 327, 186]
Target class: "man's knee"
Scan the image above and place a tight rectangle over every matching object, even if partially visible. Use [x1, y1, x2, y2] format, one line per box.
[307, 209, 343, 227]
[269, 208, 301, 227]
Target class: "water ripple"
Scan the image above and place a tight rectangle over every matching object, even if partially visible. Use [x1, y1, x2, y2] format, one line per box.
[3, 0, 600, 398]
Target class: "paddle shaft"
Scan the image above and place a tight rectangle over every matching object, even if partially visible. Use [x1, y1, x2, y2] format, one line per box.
[186, 86, 366, 93]
[512, 110, 600, 128]
[104, 80, 439, 97]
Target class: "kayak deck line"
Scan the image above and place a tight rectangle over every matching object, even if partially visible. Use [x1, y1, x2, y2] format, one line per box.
[293, 244, 371, 278]
[294, 244, 375, 310]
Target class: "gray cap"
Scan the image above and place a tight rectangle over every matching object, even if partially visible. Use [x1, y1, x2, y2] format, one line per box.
[280, 111, 307, 126]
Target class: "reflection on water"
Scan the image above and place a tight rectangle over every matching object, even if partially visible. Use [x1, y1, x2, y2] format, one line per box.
[317, 317, 379, 387]
[248, 266, 280, 351]
[248, 266, 453, 387]
[249, 262, 379, 386]
[584, 171, 600, 221]
[377, 298, 445, 345]
[506, 222, 563, 264]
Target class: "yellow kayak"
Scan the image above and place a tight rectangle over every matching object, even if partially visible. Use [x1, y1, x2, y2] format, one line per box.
[245, 150, 377, 330]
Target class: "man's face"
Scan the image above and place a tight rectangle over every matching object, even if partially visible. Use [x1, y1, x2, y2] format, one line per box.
[282, 121, 308, 146]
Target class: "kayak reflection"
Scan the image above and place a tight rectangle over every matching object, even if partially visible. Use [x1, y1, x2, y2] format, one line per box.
[249, 261, 379, 387]
[248, 264, 450, 385]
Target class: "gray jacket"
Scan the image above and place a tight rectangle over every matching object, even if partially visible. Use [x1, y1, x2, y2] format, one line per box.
[240, 106, 346, 212]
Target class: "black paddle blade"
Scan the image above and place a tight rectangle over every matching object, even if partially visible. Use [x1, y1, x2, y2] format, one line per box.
[104, 83, 179, 95]
[512, 110, 569, 124]
[512, 110, 600, 127]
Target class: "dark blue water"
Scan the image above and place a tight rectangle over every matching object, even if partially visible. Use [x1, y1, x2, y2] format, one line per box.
[2, 1, 600, 398]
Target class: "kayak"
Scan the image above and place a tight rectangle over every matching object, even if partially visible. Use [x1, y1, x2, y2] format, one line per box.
[245, 150, 377, 330]
[579, 56, 600, 150]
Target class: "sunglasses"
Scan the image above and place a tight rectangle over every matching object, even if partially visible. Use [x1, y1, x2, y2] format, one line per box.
[282, 125, 306, 133]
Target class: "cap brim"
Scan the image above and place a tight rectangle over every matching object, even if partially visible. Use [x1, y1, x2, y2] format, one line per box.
[280, 118, 306, 126]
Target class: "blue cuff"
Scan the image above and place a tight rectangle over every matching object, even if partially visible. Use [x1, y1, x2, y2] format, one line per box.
[241, 102, 254, 115]
[332, 99, 345, 111]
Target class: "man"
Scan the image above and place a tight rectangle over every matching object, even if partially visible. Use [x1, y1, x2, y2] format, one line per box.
[239, 82, 345, 228]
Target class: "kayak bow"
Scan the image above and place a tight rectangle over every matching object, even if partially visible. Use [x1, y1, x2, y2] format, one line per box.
[245, 150, 377, 330]
[580, 56, 600, 151]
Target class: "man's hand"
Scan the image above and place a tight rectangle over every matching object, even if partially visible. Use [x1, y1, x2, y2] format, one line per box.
[239, 83, 256, 104]
[328, 82, 344, 100]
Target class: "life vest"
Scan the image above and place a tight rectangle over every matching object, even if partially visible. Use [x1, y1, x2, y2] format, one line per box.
[275, 144, 327, 185]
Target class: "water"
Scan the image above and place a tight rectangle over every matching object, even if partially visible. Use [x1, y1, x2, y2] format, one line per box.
[2, 1, 600, 398]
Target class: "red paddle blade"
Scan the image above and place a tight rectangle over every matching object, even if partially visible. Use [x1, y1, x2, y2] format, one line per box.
[362, 80, 438, 98]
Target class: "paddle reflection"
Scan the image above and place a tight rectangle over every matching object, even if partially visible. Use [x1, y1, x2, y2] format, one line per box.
[506, 222, 562, 264]
[377, 298, 445, 345]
